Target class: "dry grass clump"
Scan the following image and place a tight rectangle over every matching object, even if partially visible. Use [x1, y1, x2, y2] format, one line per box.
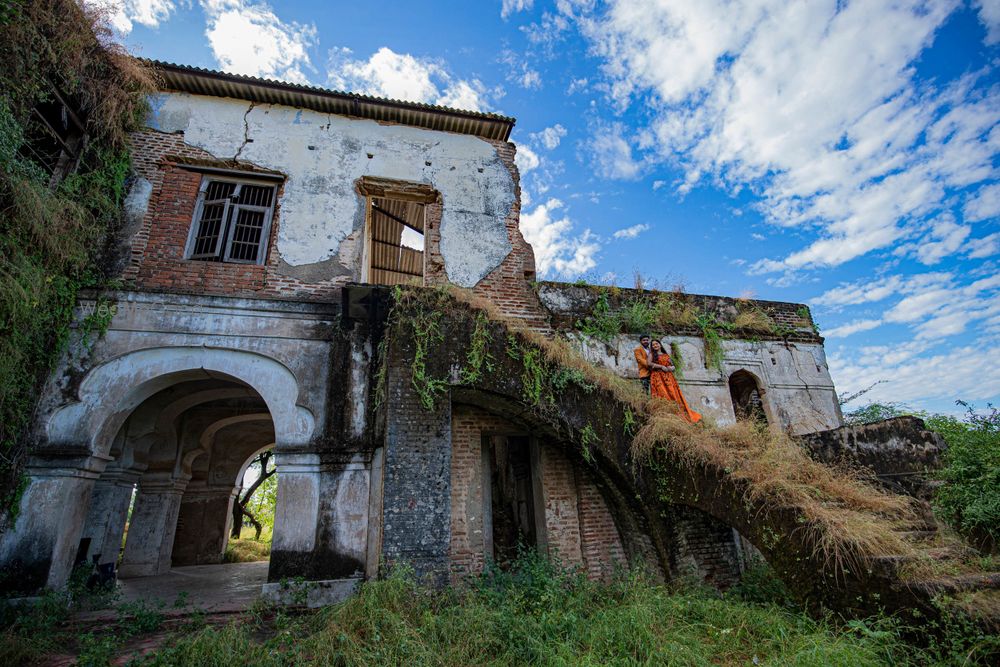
[440, 285, 919, 571]
[654, 292, 698, 327]
[634, 403, 918, 570]
[733, 308, 776, 333]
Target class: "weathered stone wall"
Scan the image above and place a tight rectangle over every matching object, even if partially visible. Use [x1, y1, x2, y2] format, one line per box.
[798, 416, 945, 498]
[122, 92, 547, 326]
[537, 282, 841, 434]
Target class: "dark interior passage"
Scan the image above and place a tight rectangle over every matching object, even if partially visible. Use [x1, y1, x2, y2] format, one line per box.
[488, 435, 537, 566]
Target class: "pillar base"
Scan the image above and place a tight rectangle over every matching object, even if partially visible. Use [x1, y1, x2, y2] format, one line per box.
[261, 577, 361, 608]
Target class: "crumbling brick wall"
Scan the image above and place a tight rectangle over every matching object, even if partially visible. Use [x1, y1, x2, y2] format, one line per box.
[449, 405, 625, 582]
[125, 130, 549, 330]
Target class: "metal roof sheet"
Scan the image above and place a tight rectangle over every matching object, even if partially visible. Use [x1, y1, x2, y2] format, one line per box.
[145, 60, 515, 142]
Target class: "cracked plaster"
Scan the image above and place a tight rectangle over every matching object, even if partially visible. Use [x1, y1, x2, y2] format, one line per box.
[147, 92, 516, 287]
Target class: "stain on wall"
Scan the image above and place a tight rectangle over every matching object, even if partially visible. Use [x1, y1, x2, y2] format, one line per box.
[147, 93, 516, 287]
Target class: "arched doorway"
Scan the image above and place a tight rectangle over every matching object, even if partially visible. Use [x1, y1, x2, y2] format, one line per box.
[79, 378, 277, 581]
[728, 370, 769, 425]
[0, 346, 314, 594]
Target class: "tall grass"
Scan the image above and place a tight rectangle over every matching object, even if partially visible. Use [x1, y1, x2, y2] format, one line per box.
[139, 555, 928, 667]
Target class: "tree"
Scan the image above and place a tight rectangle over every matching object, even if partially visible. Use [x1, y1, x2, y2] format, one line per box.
[231, 451, 276, 540]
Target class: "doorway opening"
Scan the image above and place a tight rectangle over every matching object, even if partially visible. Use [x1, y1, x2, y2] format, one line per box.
[485, 435, 538, 567]
[729, 370, 768, 425]
[226, 448, 278, 563]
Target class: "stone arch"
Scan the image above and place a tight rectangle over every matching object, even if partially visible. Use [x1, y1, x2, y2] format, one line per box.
[45, 346, 315, 457]
[727, 369, 772, 425]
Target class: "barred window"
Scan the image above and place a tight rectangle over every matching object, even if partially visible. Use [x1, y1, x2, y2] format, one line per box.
[186, 177, 276, 264]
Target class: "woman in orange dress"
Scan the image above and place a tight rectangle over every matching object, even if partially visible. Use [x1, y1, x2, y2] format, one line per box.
[649, 339, 702, 424]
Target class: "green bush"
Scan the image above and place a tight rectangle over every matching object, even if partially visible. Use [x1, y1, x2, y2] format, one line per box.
[929, 404, 1000, 552]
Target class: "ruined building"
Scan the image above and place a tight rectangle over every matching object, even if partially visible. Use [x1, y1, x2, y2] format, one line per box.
[0, 62, 951, 611]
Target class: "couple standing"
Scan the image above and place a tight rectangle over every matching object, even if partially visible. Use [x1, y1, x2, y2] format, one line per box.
[634, 335, 702, 424]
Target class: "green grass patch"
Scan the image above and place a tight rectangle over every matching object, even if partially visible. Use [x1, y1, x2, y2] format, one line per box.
[127, 554, 989, 666]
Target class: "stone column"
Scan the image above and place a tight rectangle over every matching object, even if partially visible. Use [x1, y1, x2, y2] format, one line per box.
[79, 468, 142, 568]
[118, 474, 187, 578]
[0, 452, 109, 592]
[171, 483, 238, 566]
[267, 451, 319, 580]
[380, 359, 452, 583]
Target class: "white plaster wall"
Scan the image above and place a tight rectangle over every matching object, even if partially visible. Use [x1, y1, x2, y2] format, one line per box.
[147, 92, 516, 287]
[570, 334, 842, 434]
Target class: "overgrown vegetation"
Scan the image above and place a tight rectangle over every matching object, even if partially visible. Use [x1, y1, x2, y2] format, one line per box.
[571, 285, 815, 374]
[400, 287, 927, 577]
[9, 553, 987, 665]
[846, 401, 1000, 553]
[0, 0, 153, 512]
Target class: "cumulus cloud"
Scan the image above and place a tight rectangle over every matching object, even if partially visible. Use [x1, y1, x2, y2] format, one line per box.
[822, 318, 883, 339]
[520, 199, 600, 277]
[499, 50, 543, 90]
[532, 124, 567, 150]
[612, 223, 649, 239]
[830, 342, 1000, 407]
[501, 0, 533, 20]
[200, 0, 316, 83]
[327, 47, 490, 111]
[813, 269, 1000, 342]
[975, 0, 1000, 44]
[515, 144, 541, 175]
[573, 1, 999, 273]
[92, 0, 177, 33]
[966, 232, 1000, 258]
[590, 123, 644, 179]
[964, 182, 1000, 222]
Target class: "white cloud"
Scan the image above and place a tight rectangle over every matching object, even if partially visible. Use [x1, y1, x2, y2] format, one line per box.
[814, 269, 1000, 343]
[515, 144, 540, 175]
[975, 0, 1000, 44]
[327, 47, 490, 111]
[613, 223, 649, 239]
[567, 77, 589, 94]
[913, 215, 971, 265]
[92, 0, 177, 33]
[201, 1, 316, 83]
[830, 342, 1000, 406]
[966, 232, 1000, 259]
[520, 198, 600, 277]
[576, 1, 999, 273]
[502, 0, 533, 20]
[823, 318, 883, 339]
[964, 182, 1000, 222]
[499, 49, 543, 91]
[591, 123, 644, 179]
[531, 124, 567, 150]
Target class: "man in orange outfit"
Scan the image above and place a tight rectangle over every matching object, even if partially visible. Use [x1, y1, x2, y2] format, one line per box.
[634, 334, 651, 394]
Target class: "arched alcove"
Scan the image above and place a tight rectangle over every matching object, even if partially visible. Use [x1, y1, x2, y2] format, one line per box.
[728, 370, 769, 425]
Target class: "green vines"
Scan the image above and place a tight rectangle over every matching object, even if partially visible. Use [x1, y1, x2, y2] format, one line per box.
[695, 313, 727, 373]
[669, 342, 684, 380]
[407, 297, 448, 411]
[580, 424, 597, 464]
[459, 311, 494, 385]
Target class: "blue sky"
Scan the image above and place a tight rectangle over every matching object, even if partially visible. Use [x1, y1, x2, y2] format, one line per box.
[101, 0, 1000, 415]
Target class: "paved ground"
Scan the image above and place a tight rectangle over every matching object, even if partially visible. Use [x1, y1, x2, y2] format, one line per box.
[118, 560, 269, 612]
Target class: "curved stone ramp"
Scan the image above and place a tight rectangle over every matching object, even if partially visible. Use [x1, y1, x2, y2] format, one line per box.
[387, 288, 1000, 634]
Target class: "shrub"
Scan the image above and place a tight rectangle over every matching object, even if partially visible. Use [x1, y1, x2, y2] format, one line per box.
[929, 404, 1000, 552]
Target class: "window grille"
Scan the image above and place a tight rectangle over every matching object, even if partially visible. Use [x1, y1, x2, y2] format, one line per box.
[186, 177, 276, 264]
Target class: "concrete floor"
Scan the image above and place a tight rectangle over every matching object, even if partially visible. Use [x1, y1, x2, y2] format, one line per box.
[118, 561, 268, 613]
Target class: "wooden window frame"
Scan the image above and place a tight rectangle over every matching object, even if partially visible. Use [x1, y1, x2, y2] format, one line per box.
[184, 174, 277, 265]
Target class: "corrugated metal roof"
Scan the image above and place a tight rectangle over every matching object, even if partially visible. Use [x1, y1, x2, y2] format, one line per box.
[145, 60, 515, 142]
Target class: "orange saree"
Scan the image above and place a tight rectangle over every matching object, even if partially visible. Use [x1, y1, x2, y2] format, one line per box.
[649, 353, 702, 423]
